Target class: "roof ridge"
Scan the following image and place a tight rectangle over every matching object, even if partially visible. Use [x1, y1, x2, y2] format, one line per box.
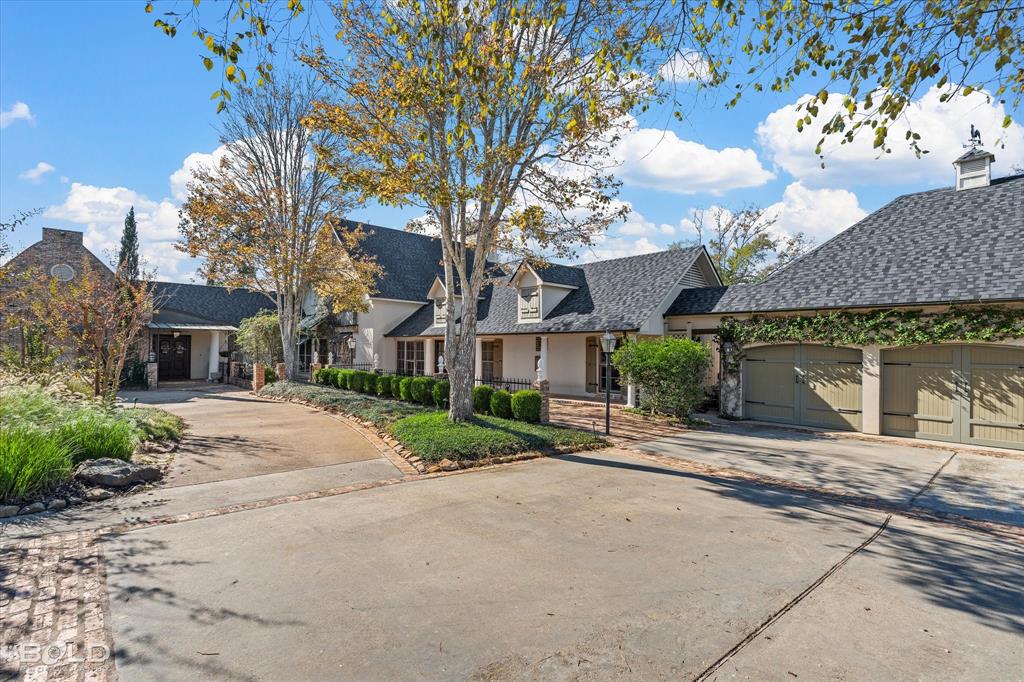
[577, 245, 701, 269]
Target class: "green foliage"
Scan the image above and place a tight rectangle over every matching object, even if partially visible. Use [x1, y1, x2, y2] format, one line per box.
[237, 311, 281, 365]
[718, 307, 1024, 349]
[120, 358, 148, 389]
[410, 377, 436, 405]
[612, 337, 711, 419]
[511, 390, 543, 423]
[489, 390, 513, 419]
[399, 377, 415, 402]
[118, 206, 141, 282]
[388, 412, 606, 462]
[432, 380, 450, 409]
[358, 370, 378, 393]
[122, 407, 185, 442]
[55, 412, 139, 465]
[313, 367, 334, 385]
[472, 385, 494, 415]
[0, 426, 72, 503]
[390, 375, 405, 399]
[349, 370, 366, 392]
[259, 380, 428, 427]
[337, 369, 355, 390]
[264, 365, 278, 385]
[376, 374, 392, 396]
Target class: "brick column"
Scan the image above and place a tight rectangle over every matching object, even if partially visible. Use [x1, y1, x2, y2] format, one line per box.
[532, 379, 550, 423]
[145, 362, 159, 390]
[253, 363, 265, 391]
[275, 362, 286, 381]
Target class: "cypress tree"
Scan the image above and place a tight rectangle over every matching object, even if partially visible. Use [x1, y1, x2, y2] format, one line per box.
[118, 206, 140, 282]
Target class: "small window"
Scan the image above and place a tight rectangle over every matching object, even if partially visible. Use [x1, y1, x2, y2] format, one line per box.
[535, 336, 542, 352]
[50, 263, 74, 282]
[433, 298, 447, 325]
[519, 287, 540, 320]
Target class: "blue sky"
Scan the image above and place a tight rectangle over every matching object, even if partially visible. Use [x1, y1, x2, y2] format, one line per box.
[2, 1, 1021, 282]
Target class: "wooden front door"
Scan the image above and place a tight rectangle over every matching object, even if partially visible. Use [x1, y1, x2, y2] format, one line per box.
[154, 334, 191, 380]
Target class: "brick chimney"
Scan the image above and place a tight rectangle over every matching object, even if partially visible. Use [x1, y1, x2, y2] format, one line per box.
[41, 227, 84, 245]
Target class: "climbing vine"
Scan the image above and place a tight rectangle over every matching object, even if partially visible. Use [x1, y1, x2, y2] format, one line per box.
[718, 306, 1024, 351]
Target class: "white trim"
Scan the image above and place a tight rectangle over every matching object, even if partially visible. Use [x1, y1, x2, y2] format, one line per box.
[370, 296, 430, 304]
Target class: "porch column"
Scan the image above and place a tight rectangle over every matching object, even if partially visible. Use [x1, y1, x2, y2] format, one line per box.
[861, 345, 882, 435]
[474, 336, 483, 380]
[208, 331, 221, 380]
[625, 333, 637, 407]
[424, 338, 435, 378]
[537, 335, 549, 381]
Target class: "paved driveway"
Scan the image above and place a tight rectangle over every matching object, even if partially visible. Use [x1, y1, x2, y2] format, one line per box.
[130, 385, 384, 486]
[100, 451, 1022, 680]
[631, 422, 1024, 527]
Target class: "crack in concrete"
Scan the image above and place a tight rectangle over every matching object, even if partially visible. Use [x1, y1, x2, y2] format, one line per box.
[693, 514, 892, 681]
[905, 451, 957, 509]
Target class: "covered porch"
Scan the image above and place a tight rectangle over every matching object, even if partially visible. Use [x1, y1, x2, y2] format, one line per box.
[144, 323, 235, 382]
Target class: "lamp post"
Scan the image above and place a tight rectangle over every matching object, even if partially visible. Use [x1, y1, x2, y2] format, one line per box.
[346, 335, 356, 365]
[600, 330, 617, 435]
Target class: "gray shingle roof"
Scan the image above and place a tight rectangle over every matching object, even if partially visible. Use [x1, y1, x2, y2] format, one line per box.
[387, 246, 704, 336]
[529, 261, 588, 288]
[665, 174, 1024, 316]
[152, 282, 274, 327]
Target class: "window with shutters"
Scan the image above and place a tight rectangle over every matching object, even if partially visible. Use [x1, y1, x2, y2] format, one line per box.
[519, 286, 540, 321]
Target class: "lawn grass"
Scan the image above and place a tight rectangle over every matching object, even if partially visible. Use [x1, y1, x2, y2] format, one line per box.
[388, 411, 607, 462]
[0, 426, 73, 502]
[259, 380, 429, 426]
[123, 407, 186, 442]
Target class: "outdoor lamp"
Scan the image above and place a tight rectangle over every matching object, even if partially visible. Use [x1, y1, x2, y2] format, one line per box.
[600, 331, 617, 435]
[147, 351, 156, 363]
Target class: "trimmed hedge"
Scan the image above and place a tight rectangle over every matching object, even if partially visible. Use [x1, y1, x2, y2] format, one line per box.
[511, 390, 543, 423]
[432, 380, 450, 409]
[472, 385, 494, 414]
[390, 376, 404, 399]
[399, 377, 415, 402]
[489, 390, 513, 419]
[375, 374, 392, 396]
[410, 377, 436, 406]
[337, 369, 355, 390]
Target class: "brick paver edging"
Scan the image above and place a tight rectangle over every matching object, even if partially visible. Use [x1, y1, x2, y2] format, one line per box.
[612, 446, 1024, 543]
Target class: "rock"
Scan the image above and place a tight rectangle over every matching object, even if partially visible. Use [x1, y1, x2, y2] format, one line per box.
[47, 499, 67, 511]
[85, 488, 113, 502]
[19, 502, 46, 515]
[425, 465, 441, 473]
[65, 496, 82, 506]
[0, 505, 21, 518]
[75, 458, 162, 488]
[439, 458, 458, 472]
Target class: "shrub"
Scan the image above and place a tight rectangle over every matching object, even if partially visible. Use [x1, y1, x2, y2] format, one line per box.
[260, 381, 427, 427]
[390, 375, 405, 399]
[511, 390, 543, 423]
[264, 365, 278, 385]
[489, 390, 513, 419]
[0, 426, 72, 503]
[399, 377, 415, 402]
[359, 371, 378, 393]
[432, 380, 450, 409]
[472, 385, 494, 414]
[337, 369, 355, 390]
[122, 407, 185, 441]
[349, 370, 365, 392]
[376, 374, 392, 397]
[55, 411, 139, 464]
[611, 337, 711, 419]
[410, 377, 436, 405]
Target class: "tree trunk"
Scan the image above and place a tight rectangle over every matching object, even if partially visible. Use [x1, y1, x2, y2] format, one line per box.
[279, 305, 299, 381]
[446, 320, 476, 421]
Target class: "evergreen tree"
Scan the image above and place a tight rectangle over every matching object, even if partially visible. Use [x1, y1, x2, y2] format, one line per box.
[118, 206, 140, 282]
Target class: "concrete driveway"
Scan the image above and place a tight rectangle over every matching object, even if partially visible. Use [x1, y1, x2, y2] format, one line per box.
[130, 384, 384, 486]
[631, 422, 1024, 527]
[99, 450, 1022, 680]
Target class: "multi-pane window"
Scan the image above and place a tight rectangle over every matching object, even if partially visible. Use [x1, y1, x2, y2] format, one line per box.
[397, 340, 425, 375]
[519, 287, 540, 320]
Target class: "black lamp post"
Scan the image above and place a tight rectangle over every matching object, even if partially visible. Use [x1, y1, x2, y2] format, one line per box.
[600, 330, 617, 435]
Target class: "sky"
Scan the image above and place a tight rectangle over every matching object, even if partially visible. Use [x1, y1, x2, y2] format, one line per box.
[2, 1, 1022, 283]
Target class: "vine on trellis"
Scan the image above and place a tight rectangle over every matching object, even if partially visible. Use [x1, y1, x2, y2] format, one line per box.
[717, 307, 1024, 370]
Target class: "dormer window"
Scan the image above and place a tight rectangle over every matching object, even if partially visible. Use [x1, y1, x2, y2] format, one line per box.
[433, 297, 447, 325]
[519, 286, 540, 320]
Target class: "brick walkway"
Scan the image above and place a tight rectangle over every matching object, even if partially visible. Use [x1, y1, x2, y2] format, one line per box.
[0, 532, 116, 682]
[549, 399, 692, 445]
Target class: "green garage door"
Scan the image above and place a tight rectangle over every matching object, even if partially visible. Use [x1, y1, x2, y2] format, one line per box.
[744, 345, 862, 431]
[883, 345, 1024, 450]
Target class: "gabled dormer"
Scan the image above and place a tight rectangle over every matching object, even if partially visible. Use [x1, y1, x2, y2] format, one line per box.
[428, 276, 462, 325]
[510, 261, 584, 323]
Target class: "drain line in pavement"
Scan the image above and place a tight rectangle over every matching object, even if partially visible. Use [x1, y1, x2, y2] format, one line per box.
[692, 514, 892, 681]
[905, 452, 956, 509]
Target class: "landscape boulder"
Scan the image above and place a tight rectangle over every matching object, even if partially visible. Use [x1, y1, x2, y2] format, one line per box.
[76, 458, 162, 488]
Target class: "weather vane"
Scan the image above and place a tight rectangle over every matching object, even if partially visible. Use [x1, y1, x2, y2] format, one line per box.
[964, 124, 983, 150]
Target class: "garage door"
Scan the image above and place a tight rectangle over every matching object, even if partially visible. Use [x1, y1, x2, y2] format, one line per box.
[883, 345, 1024, 450]
[744, 345, 862, 431]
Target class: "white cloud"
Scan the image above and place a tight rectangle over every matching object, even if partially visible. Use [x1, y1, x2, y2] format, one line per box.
[764, 182, 867, 242]
[658, 51, 711, 83]
[169, 145, 230, 202]
[19, 161, 55, 183]
[757, 85, 1024, 187]
[0, 101, 34, 128]
[613, 117, 774, 195]
[581, 234, 661, 262]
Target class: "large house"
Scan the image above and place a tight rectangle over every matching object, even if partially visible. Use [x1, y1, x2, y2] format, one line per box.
[664, 149, 1023, 451]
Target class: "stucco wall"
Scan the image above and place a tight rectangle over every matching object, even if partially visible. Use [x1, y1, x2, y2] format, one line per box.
[357, 298, 425, 369]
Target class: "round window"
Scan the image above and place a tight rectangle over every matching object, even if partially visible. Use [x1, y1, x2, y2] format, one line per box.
[50, 264, 75, 282]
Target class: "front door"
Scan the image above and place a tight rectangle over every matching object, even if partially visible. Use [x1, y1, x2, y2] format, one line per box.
[481, 340, 503, 380]
[153, 334, 191, 380]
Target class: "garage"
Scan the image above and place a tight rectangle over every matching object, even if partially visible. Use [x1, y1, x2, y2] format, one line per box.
[883, 344, 1024, 450]
[743, 344, 862, 431]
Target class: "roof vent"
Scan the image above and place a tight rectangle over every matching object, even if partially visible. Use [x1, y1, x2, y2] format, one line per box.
[953, 125, 994, 190]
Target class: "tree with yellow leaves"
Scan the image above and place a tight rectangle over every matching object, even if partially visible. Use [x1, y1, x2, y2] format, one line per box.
[178, 74, 380, 380]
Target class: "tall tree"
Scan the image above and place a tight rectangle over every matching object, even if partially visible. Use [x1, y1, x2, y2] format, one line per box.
[303, 0, 671, 420]
[118, 206, 141, 282]
[178, 74, 380, 380]
[669, 206, 813, 285]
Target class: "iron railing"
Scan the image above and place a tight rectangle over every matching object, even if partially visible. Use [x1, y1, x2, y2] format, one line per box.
[475, 376, 534, 392]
